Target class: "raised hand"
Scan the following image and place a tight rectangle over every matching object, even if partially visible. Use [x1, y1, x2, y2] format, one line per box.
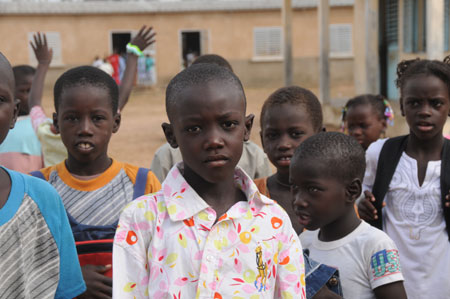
[30, 32, 53, 66]
[129, 25, 156, 53]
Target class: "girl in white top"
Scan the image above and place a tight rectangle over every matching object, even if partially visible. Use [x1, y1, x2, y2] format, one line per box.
[359, 57, 450, 299]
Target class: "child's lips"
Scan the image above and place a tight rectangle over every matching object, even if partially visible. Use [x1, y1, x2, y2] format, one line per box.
[204, 155, 229, 167]
[76, 142, 94, 153]
[417, 122, 434, 132]
[277, 156, 292, 166]
[297, 213, 311, 226]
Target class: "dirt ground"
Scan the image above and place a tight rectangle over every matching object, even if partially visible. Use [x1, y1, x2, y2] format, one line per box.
[40, 85, 449, 168]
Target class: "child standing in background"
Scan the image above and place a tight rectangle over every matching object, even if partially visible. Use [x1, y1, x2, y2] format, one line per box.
[294, 132, 406, 299]
[359, 57, 450, 299]
[0, 61, 43, 173]
[33, 64, 160, 298]
[254, 86, 323, 234]
[0, 52, 85, 299]
[113, 63, 305, 298]
[342, 94, 394, 151]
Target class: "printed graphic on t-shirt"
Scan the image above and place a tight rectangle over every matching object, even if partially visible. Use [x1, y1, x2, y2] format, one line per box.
[370, 249, 401, 280]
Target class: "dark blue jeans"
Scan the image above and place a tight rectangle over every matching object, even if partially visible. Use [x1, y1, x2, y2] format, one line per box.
[304, 249, 343, 298]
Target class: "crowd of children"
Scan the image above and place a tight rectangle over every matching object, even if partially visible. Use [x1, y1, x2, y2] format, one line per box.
[0, 24, 449, 299]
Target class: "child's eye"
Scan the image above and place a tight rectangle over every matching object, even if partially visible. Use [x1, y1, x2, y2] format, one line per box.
[222, 121, 237, 130]
[430, 99, 443, 108]
[307, 186, 320, 193]
[265, 132, 278, 140]
[92, 115, 106, 122]
[64, 115, 78, 121]
[187, 126, 201, 133]
[290, 131, 304, 138]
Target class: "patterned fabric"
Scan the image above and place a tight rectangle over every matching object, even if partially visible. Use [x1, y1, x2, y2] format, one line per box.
[113, 163, 306, 299]
[0, 168, 85, 299]
[37, 159, 161, 226]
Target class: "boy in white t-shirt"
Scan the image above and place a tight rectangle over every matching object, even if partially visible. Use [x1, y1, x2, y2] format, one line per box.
[291, 132, 406, 299]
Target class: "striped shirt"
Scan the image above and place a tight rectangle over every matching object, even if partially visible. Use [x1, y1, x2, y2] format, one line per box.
[0, 168, 85, 299]
[37, 159, 161, 226]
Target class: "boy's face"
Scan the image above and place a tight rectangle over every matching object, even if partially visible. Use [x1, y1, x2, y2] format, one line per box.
[0, 63, 19, 145]
[163, 81, 252, 183]
[53, 85, 120, 164]
[15, 74, 33, 115]
[290, 159, 350, 231]
[400, 75, 450, 141]
[261, 103, 316, 175]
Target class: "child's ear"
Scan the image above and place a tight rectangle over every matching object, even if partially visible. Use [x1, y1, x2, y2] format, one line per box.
[52, 112, 60, 134]
[112, 112, 121, 133]
[345, 178, 362, 203]
[244, 114, 254, 141]
[9, 99, 20, 129]
[162, 122, 178, 148]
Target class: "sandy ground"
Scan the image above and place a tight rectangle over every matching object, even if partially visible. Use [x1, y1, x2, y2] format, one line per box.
[40, 84, 449, 169]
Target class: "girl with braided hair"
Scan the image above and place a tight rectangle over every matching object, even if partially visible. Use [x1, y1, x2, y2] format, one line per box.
[342, 94, 394, 150]
[358, 56, 450, 299]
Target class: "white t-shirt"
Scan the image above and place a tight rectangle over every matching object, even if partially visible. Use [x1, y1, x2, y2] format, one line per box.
[364, 138, 450, 299]
[300, 221, 403, 299]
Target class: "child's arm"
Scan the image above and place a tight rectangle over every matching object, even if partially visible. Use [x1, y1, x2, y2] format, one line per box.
[29, 32, 52, 110]
[118, 25, 156, 111]
[358, 190, 378, 221]
[28, 33, 53, 131]
[373, 281, 407, 299]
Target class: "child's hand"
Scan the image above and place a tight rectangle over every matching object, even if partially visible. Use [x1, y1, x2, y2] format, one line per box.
[30, 32, 53, 66]
[357, 191, 378, 221]
[79, 264, 112, 299]
[129, 25, 156, 53]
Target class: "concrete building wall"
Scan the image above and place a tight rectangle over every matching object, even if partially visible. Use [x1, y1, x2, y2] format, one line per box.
[0, 5, 354, 96]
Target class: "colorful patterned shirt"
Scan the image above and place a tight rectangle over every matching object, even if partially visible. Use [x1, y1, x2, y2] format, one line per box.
[113, 164, 306, 299]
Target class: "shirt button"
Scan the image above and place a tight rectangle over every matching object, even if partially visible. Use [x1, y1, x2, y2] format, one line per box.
[328, 277, 338, 286]
[208, 214, 215, 221]
[207, 255, 214, 262]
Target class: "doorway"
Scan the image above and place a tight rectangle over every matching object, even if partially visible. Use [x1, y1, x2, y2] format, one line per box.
[180, 30, 209, 68]
[111, 32, 131, 55]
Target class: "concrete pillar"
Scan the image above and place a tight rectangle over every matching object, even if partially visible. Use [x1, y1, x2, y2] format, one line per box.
[318, 0, 330, 104]
[282, 0, 293, 86]
[427, 0, 444, 60]
[353, 0, 379, 94]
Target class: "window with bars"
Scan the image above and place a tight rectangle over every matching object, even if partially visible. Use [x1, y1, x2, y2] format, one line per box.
[28, 32, 63, 66]
[329, 24, 353, 57]
[253, 27, 282, 59]
[403, 0, 426, 53]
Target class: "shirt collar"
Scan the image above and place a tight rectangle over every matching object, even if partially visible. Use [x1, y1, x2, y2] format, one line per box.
[162, 162, 274, 222]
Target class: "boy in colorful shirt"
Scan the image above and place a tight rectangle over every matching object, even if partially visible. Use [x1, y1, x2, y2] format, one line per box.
[292, 132, 406, 299]
[113, 63, 305, 298]
[0, 52, 85, 298]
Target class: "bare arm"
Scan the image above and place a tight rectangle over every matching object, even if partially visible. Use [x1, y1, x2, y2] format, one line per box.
[118, 25, 156, 111]
[374, 281, 407, 299]
[29, 32, 53, 109]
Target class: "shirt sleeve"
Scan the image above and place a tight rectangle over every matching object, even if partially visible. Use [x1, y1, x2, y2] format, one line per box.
[29, 106, 48, 132]
[363, 139, 386, 193]
[367, 230, 404, 290]
[31, 178, 86, 298]
[113, 198, 154, 298]
[145, 170, 162, 194]
[274, 228, 306, 298]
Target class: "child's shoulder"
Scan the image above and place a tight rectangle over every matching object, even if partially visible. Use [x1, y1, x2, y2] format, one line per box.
[366, 138, 388, 160]
[120, 161, 161, 193]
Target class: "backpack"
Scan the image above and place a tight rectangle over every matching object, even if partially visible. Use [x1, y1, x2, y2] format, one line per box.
[31, 167, 150, 277]
[369, 135, 450, 240]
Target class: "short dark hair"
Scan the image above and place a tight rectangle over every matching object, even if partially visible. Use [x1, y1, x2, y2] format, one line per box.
[396, 56, 450, 98]
[343, 94, 388, 121]
[0, 53, 15, 90]
[165, 63, 245, 120]
[260, 86, 323, 131]
[292, 132, 366, 182]
[53, 66, 118, 113]
[12, 65, 35, 84]
[192, 54, 233, 72]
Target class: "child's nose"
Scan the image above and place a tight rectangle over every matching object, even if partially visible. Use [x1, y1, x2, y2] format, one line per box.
[292, 191, 308, 208]
[203, 128, 224, 150]
[78, 117, 93, 135]
[278, 134, 293, 150]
